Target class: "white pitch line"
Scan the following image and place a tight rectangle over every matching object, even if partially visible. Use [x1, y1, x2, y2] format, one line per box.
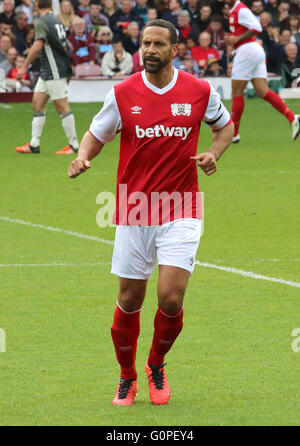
[195, 261, 300, 288]
[0, 262, 110, 268]
[1, 215, 300, 289]
[0, 216, 114, 246]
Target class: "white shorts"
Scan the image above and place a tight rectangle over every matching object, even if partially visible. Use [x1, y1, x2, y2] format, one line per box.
[111, 218, 202, 280]
[34, 77, 69, 101]
[232, 42, 267, 81]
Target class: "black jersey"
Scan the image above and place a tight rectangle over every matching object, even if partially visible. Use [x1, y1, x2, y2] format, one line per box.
[34, 12, 72, 81]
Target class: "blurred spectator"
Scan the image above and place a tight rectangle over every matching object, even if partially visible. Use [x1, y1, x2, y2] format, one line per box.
[57, 0, 75, 34]
[162, 0, 182, 27]
[265, 0, 279, 21]
[290, 0, 300, 16]
[183, 0, 200, 27]
[102, 0, 119, 24]
[220, 1, 230, 32]
[186, 35, 196, 51]
[220, 42, 233, 72]
[94, 25, 113, 61]
[122, 20, 140, 55]
[110, 0, 144, 38]
[177, 10, 199, 43]
[288, 15, 300, 46]
[226, 60, 233, 77]
[203, 57, 224, 76]
[181, 54, 198, 75]
[133, 0, 148, 25]
[6, 52, 31, 91]
[172, 41, 199, 74]
[146, 7, 158, 23]
[205, 14, 225, 54]
[197, 4, 212, 32]
[0, 44, 17, 74]
[22, 22, 34, 54]
[67, 16, 96, 69]
[15, 0, 33, 24]
[101, 36, 133, 77]
[250, 0, 264, 22]
[277, 0, 290, 30]
[191, 30, 219, 70]
[11, 11, 27, 54]
[0, 34, 12, 63]
[84, 0, 109, 35]
[280, 42, 300, 87]
[263, 26, 291, 73]
[0, 0, 16, 30]
[153, 0, 169, 18]
[132, 36, 143, 72]
[75, 0, 91, 18]
[211, 0, 225, 16]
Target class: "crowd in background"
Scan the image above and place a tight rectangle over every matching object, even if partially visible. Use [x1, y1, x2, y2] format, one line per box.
[0, 0, 300, 92]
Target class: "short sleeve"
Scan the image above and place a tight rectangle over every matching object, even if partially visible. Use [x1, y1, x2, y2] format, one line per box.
[204, 83, 231, 130]
[238, 8, 262, 33]
[89, 88, 122, 144]
[34, 19, 49, 41]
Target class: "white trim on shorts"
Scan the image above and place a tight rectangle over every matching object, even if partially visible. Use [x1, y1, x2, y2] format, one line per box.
[111, 218, 202, 280]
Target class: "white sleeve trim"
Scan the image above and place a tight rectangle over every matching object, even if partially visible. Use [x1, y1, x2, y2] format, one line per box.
[203, 82, 231, 130]
[238, 8, 262, 32]
[89, 88, 122, 144]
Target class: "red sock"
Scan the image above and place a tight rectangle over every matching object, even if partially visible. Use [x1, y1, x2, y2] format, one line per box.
[231, 96, 245, 136]
[148, 306, 183, 367]
[263, 90, 295, 123]
[111, 304, 141, 380]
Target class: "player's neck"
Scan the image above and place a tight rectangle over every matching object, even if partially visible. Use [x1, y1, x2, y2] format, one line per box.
[39, 8, 52, 17]
[145, 65, 174, 89]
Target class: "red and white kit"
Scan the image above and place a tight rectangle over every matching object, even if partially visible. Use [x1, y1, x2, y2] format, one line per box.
[229, 0, 266, 80]
[90, 68, 231, 278]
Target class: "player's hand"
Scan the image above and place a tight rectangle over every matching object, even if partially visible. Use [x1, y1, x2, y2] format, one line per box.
[68, 158, 91, 178]
[190, 152, 217, 176]
[16, 67, 26, 81]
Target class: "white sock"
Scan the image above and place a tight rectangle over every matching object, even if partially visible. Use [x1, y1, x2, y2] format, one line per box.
[61, 112, 79, 150]
[30, 112, 46, 148]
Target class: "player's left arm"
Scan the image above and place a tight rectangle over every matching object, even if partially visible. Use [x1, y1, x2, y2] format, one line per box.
[191, 85, 234, 176]
[226, 8, 262, 46]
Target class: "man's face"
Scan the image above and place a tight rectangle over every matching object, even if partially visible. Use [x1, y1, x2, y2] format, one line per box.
[90, 4, 100, 18]
[278, 2, 289, 14]
[73, 21, 85, 34]
[16, 14, 28, 29]
[260, 13, 271, 28]
[113, 41, 124, 54]
[16, 56, 25, 69]
[280, 30, 291, 45]
[7, 47, 17, 64]
[177, 16, 189, 28]
[200, 6, 211, 20]
[251, 1, 263, 15]
[0, 36, 11, 52]
[129, 23, 139, 38]
[210, 21, 221, 32]
[147, 8, 157, 21]
[3, 0, 15, 13]
[177, 43, 187, 58]
[122, 0, 132, 14]
[142, 26, 177, 73]
[285, 43, 298, 60]
[187, 0, 198, 8]
[199, 32, 211, 48]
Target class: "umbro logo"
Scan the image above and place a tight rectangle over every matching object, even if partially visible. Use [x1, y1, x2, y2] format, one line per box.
[131, 105, 142, 114]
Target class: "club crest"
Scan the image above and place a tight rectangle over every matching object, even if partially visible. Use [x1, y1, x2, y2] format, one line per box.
[171, 103, 192, 116]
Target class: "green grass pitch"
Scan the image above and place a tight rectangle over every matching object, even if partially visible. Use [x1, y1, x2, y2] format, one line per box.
[0, 99, 299, 426]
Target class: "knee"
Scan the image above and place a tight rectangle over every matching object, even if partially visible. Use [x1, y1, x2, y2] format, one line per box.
[158, 289, 184, 314]
[118, 288, 144, 313]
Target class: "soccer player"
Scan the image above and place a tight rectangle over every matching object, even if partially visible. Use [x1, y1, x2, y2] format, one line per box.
[225, 0, 300, 143]
[15, 0, 79, 155]
[68, 19, 234, 406]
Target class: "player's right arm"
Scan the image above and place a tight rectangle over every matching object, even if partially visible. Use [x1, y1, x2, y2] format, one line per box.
[17, 39, 44, 80]
[68, 87, 122, 179]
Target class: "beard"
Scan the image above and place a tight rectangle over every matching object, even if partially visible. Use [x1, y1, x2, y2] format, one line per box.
[143, 54, 171, 73]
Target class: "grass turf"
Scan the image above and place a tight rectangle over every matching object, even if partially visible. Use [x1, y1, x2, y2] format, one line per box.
[0, 99, 299, 426]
